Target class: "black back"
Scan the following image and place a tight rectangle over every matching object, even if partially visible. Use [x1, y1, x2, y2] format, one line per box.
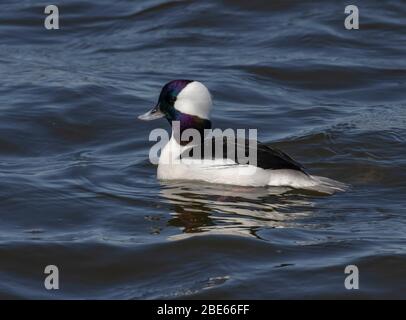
[181, 136, 307, 173]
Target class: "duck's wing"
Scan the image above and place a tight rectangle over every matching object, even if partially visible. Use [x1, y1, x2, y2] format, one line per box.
[181, 136, 307, 173]
[249, 139, 306, 172]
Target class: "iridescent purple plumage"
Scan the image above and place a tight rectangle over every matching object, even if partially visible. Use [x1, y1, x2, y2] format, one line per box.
[156, 79, 211, 129]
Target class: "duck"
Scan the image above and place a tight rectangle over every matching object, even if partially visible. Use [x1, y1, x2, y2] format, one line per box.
[139, 80, 346, 194]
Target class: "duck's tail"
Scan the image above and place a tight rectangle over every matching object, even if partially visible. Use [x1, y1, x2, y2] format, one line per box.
[305, 175, 349, 195]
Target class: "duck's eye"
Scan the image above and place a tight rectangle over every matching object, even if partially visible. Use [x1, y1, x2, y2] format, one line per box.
[168, 96, 176, 104]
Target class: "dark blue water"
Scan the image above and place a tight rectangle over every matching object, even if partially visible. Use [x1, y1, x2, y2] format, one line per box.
[0, 0, 405, 299]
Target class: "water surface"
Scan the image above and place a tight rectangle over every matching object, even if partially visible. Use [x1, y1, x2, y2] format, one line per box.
[0, 0, 405, 299]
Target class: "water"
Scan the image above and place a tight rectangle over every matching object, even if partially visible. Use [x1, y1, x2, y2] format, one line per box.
[0, 0, 405, 299]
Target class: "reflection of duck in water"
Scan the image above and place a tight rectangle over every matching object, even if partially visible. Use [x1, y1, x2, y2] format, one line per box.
[160, 181, 315, 240]
[139, 80, 346, 194]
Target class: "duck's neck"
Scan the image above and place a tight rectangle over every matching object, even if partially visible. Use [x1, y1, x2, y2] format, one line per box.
[168, 112, 212, 146]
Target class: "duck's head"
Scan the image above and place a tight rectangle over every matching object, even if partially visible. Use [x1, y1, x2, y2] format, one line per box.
[139, 80, 213, 125]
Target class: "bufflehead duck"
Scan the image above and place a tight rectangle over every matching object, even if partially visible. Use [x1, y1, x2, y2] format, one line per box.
[139, 80, 346, 194]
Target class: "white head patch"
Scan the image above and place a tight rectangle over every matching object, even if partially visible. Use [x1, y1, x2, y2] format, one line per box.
[174, 81, 213, 119]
